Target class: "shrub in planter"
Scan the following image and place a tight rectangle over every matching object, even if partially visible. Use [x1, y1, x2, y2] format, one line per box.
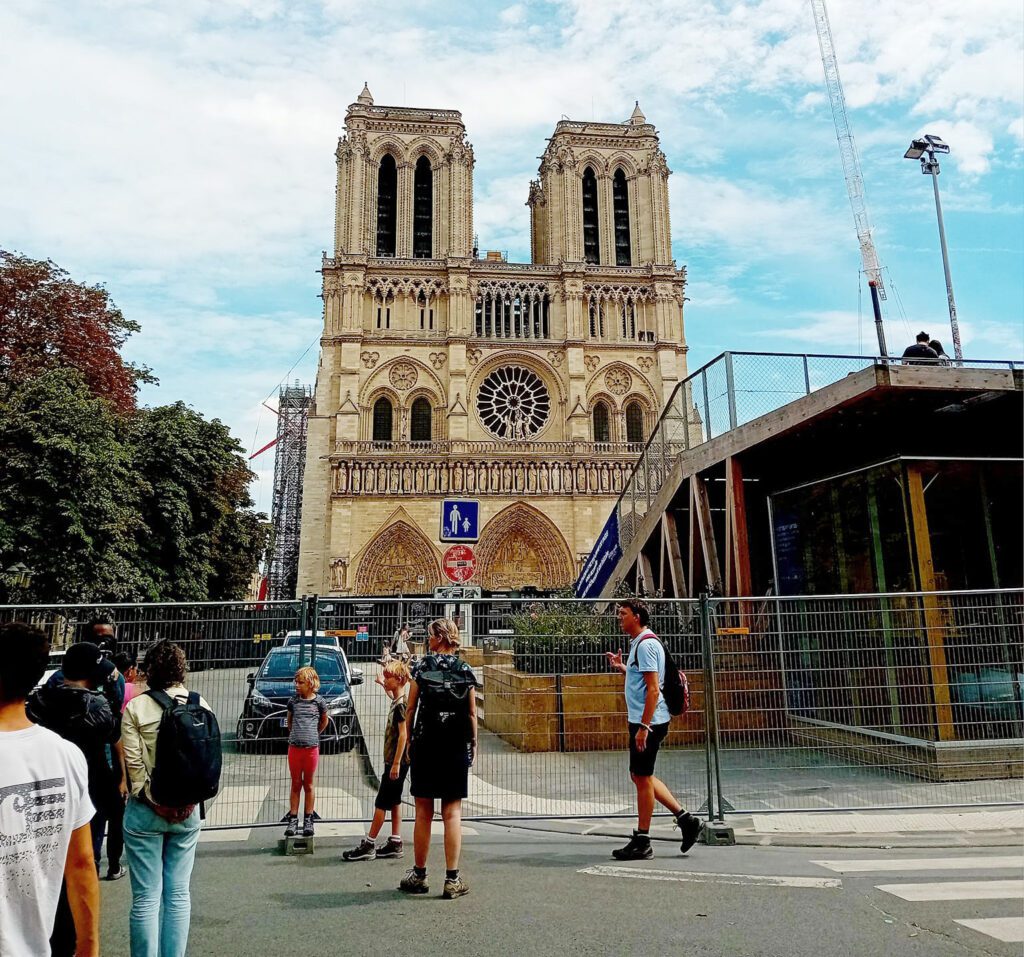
[510, 599, 618, 675]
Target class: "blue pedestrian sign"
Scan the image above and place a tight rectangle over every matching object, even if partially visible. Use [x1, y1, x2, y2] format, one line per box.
[440, 499, 480, 542]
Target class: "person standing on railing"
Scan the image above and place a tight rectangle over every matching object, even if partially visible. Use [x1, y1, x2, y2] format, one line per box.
[902, 331, 939, 364]
[605, 598, 704, 860]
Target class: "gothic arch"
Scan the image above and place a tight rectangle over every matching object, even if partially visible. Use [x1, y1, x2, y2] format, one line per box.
[361, 357, 445, 407]
[476, 503, 575, 591]
[586, 362, 658, 408]
[575, 151, 609, 177]
[607, 154, 639, 178]
[353, 519, 443, 595]
[406, 137, 444, 165]
[370, 139, 407, 165]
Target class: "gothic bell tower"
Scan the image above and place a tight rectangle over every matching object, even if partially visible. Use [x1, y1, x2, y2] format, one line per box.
[333, 83, 475, 260]
[527, 102, 672, 268]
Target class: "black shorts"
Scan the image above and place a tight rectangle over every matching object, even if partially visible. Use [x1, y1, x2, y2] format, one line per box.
[374, 762, 409, 811]
[628, 721, 669, 777]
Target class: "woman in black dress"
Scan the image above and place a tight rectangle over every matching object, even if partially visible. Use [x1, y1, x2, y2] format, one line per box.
[399, 618, 478, 899]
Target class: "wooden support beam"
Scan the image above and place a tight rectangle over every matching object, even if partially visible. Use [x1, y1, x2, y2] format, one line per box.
[906, 463, 955, 742]
[724, 456, 752, 597]
[663, 511, 688, 599]
[638, 552, 655, 597]
[691, 474, 723, 595]
[687, 482, 701, 595]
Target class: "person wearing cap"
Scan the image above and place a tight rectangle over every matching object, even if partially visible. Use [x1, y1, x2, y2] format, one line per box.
[27, 642, 125, 955]
[901, 331, 939, 364]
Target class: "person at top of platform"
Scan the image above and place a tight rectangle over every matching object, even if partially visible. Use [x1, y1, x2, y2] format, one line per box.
[902, 331, 939, 364]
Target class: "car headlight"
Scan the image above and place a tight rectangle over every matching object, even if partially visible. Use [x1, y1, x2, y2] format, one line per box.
[250, 689, 273, 709]
[326, 694, 351, 713]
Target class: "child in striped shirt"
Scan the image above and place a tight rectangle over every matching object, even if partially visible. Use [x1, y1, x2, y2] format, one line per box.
[284, 666, 328, 837]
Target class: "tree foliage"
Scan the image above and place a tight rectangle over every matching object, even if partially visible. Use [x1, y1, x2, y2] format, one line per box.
[0, 249, 154, 415]
[0, 252, 268, 604]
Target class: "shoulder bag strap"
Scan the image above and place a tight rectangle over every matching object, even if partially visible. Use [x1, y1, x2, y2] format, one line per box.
[145, 689, 176, 711]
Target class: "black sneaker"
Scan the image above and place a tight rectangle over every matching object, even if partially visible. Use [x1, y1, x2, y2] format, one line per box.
[675, 812, 704, 853]
[341, 838, 377, 862]
[302, 815, 315, 838]
[375, 837, 404, 859]
[442, 874, 469, 899]
[399, 868, 429, 894]
[283, 814, 299, 837]
[611, 831, 653, 861]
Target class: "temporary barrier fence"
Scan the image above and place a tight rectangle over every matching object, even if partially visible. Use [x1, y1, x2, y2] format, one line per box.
[2, 588, 1020, 830]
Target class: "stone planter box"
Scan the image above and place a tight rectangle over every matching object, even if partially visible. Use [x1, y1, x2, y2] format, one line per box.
[481, 660, 785, 753]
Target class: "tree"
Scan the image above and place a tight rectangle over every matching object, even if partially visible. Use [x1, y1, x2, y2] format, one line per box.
[0, 249, 154, 415]
[132, 402, 267, 601]
[0, 368, 155, 603]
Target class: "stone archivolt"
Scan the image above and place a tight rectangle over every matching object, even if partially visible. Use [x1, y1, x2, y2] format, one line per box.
[352, 519, 443, 595]
[476, 503, 575, 591]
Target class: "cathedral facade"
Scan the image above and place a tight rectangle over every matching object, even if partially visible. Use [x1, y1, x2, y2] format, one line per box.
[296, 85, 689, 597]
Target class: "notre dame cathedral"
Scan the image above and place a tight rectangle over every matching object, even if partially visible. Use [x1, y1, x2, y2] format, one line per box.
[296, 84, 690, 597]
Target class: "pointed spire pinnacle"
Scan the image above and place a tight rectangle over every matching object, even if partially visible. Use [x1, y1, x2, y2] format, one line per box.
[628, 100, 646, 125]
[357, 82, 373, 105]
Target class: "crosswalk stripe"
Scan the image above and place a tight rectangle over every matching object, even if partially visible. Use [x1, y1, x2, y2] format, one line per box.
[953, 917, 1024, 943]
[200, 785, 271, 842]
[814, 856, 1024, 873]
[579, 865, 841, 889]
[876, 880, 1024, 901]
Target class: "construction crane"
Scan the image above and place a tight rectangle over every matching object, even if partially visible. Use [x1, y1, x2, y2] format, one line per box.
[811, 0, 888, 357]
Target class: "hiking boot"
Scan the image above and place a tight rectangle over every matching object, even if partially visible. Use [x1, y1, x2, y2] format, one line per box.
[282, 814, 299, 838]
[442, 874, 469, 899]
[399, 868, 429, 894]
[675, 812, 704, 853]
[104, 865, 127, 881]
[302, 815, 315, 838]
[611, 831, 653, 861]
[341, 838, 377, 862]
[375, 837, 404, 859]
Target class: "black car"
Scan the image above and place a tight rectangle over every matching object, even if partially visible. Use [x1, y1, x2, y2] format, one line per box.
[236, 646, 364, 752]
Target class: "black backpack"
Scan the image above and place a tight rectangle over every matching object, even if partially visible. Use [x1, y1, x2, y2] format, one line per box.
[146, 690, 222, 807]
[415, 654, 477, 715]
[633, 634, 691, 717]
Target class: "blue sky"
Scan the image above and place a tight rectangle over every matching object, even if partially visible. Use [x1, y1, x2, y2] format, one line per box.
[2, 0, 1022, 514]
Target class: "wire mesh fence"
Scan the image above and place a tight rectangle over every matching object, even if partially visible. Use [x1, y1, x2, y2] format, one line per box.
[3, 589, 1021, 829]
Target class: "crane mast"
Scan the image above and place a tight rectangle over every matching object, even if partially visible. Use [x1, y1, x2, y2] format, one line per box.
[811, 0, 888, 356]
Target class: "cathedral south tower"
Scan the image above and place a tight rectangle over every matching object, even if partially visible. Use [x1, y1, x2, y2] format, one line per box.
[297, 87, 689, 597]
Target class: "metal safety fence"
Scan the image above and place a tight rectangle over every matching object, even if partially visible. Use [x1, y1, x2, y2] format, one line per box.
[2, 588, 1021, 830]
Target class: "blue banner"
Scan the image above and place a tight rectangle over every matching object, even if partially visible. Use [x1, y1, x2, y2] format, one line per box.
[575, 508, 623, 599]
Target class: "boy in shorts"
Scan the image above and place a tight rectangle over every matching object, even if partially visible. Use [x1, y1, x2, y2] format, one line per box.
[342, 659, 411, 860]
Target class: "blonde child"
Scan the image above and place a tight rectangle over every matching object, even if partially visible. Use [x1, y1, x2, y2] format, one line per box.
[284, 666, 328, 838]
[342, 659, 411, 860]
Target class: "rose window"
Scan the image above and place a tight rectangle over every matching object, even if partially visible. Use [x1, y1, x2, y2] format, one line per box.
[476, 366, 550, 440]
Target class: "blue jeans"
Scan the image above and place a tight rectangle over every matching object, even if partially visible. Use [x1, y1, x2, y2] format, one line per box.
[123, 798, 201, 957]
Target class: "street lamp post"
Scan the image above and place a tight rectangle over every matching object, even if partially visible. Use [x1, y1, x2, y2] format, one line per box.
[904, 134, 962, 362]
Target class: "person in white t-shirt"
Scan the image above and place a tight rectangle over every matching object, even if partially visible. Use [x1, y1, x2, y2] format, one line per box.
[0, 622, 99, 957]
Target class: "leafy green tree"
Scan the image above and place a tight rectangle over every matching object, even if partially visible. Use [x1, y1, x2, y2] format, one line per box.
[131, 402, 266, 601]
[0, 368, 154, 603]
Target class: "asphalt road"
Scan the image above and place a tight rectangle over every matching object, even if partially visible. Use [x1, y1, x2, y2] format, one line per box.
[96, 827, 1022, 957]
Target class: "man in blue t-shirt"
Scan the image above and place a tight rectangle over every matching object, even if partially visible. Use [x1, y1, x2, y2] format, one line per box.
[605, 598, 704, 860]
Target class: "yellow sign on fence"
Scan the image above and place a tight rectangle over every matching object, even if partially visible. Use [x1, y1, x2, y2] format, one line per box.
[715, 627, 750, 635]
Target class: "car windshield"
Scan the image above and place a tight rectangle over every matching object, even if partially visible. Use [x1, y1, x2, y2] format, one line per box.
[284, 636, 338, 645]
[260, 650, 345, 682]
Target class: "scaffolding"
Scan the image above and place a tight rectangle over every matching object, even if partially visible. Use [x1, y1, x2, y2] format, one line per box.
[267, 382, 313, 600]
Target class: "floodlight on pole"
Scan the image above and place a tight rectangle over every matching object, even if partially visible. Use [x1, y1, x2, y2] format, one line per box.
[904, 134, 962, 362]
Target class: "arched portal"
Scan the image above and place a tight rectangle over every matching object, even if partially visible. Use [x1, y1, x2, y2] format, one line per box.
[353, 520, 442, 595]
[476, 503, 575, 591]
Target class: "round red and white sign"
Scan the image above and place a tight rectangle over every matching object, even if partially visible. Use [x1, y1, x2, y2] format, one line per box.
[442, 544, 476, 584]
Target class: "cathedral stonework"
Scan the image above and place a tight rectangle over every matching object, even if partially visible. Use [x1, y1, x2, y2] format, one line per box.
[297, 87, 689, 597]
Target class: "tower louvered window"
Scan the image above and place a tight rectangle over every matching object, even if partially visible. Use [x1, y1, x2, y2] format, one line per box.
[413, 156, 433, 259]
[376, 154, 397, 257]
[625, 401, 645, 445]
[593, 402, 610, 443]
[410, 397, 432, 443]
[613, 168, 631, 266]
[372, 397, 393, 442]
[582, 166, 599, 264]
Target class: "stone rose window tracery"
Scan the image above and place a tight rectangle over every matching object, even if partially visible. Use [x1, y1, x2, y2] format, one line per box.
[476, 366, 550, 440]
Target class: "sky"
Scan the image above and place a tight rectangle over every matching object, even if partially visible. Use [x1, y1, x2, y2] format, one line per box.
[2, 0, 1022, 515]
